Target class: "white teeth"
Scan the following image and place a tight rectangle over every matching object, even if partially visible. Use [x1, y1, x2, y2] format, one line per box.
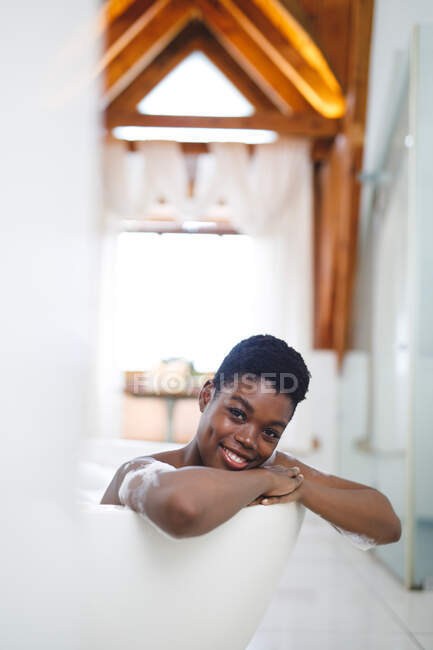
[224, 447, 247, 464]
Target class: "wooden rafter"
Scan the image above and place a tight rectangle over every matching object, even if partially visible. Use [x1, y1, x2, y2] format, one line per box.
[104, 0, 139, 25]
[103, 0, 199, 106]
[296, 0, 352, 93]
[105, 0, 160, 49]
[102, 0, 346, 116]
[108, 21, 202, 111]
[109, 21, 277, 113]
[106, 109, 339, 137]
[101, 1, 171, 79]
[196, 0, 310, 114]
[227, 0, 345, 117]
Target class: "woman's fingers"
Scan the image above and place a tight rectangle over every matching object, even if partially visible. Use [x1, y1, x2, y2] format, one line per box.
[246, 497, 262, 507]
[261, 490, 300, 505]
[262, 474, 304, 504]
[248, 475, 304, 507]
[286, 473, 304, 492]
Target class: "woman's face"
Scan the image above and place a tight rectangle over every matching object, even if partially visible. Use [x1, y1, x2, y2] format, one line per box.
[196, 377, 295, 470]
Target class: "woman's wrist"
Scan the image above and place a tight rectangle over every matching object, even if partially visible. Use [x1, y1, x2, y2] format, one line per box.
[296, 477, 309, 504]
[252, 466, 277, 493]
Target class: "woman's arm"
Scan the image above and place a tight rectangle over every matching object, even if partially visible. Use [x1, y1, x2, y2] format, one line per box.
[259, 453, 401, 545]
[102, 459, 303, 539]
[298, 479, 401, 545]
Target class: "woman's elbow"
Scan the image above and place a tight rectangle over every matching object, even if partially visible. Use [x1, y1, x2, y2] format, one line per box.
[375, 492, 402, 545]
[165, 494, 201, 538]
[379, 515, 402, 545]
[389, 516, 402, 543]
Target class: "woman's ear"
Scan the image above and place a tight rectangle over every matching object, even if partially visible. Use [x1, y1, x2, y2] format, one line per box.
[199, 379, 215, 413]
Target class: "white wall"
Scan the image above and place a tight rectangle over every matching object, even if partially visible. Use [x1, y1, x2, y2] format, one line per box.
[281, 351, 338, 475]
[308, 351, 338, 474]
[0, 2, 100, 647]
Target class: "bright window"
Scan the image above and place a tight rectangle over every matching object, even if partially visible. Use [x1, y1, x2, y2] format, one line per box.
[115, 232, 257, 372]
[137, 52, 254, 117]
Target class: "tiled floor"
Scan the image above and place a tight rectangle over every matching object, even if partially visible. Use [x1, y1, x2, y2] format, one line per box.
[247, 512, 433, 650]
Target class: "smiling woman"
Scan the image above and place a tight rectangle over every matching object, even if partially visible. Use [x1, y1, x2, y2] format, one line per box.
[101, 334, 401, 545]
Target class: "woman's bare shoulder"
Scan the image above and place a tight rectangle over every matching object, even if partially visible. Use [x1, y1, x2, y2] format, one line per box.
[100, 448, 185, 505]
[148, 448, 185, 468]
[120, 447, 185, 469]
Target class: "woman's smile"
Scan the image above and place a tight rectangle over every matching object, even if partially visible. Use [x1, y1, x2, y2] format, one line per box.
[219, 444, 252, 469]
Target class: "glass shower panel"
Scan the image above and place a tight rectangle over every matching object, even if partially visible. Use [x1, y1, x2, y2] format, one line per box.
[339, 24, 433, 587]
[409, 24, 433, 589]
[339, 81, 410, 582]
[369, 24, 433, 588]
[371, 86, 410, 584]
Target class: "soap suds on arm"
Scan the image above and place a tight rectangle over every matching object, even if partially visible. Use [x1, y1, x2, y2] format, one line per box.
[118, 460, 180, 540]
[331, 523, 377, 551]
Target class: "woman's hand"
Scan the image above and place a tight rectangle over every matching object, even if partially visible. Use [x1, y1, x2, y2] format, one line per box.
[247, 465, 304, 507]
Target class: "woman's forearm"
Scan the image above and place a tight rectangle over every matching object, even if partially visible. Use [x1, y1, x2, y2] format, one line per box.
[145, 466, 273, 538]
[299, 480, 401, 544]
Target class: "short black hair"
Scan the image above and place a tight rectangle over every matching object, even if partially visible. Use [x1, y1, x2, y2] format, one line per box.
[213, 334, 311, 407]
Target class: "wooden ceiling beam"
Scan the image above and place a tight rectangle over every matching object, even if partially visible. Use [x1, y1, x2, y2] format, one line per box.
[295, 0, 352, 93]
[313, 0, 374, 363]
[105, 0, 160, 49]
[344, 0, 374, 132]
[108, 21, 202, 111]
[102, 0, 198, 107]
[109, 21, 277, 113]
[196, 0, 310, 114]
[101, 0, 170, 80]
[103, 0, 346, 117]
[105, 109, 339, 137]
[333, 0, 374, 363]
[218, 0, 345, 117]
[279, 0, 319, 35]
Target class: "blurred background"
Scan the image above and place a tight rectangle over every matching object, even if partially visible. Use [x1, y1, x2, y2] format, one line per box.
[1, 0, 433, 648]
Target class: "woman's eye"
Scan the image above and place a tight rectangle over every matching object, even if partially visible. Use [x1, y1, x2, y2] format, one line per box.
[264, 430, 280, 440]
[229, 408, 246, 421]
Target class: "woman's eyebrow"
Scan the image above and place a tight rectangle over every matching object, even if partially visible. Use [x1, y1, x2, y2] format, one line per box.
[267, 420, 287, 430]
[231, 395, 254, 413]
[230, 395, 286, 429]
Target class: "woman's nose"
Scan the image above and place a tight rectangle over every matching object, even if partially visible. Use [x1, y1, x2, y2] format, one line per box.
[234, 426, 257, 449]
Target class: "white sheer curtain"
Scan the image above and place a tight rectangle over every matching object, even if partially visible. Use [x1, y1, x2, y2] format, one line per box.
[103, 140, 191, 220]
[209, 140, 313, 346]
[103, 139, 134, 216]
[137, 141, 189, 220]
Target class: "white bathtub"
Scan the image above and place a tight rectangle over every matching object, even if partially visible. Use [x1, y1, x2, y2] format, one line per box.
[79, 439, 304, 650]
